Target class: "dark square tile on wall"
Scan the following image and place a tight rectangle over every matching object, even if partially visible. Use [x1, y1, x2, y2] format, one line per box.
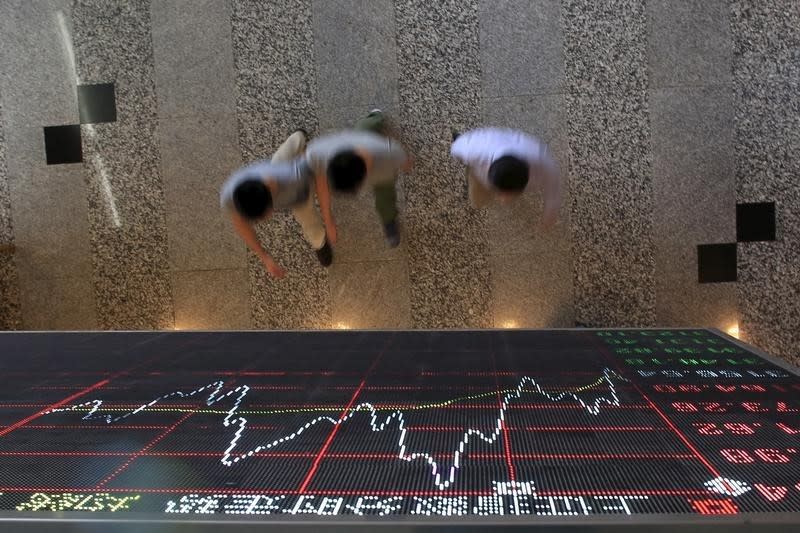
[698, 243, 737, 283]
[78, 83, 117, 124]
[736, 201, 776, 242]
[43, 125, 82, 165]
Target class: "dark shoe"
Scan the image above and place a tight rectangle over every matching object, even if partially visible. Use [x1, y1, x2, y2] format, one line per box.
[383, 221, 400, 248]
[315, 240, 333, 267]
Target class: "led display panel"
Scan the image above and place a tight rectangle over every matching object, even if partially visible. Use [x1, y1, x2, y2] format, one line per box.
[0, 329, 798, 528]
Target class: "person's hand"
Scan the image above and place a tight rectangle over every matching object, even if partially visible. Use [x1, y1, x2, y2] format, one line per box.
[327, 222, 338, 246]
[261, 257, 286, 278]
[403, 154, 415, 173]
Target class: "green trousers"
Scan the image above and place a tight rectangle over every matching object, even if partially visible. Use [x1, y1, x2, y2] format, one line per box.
[354, 111, 398, 225]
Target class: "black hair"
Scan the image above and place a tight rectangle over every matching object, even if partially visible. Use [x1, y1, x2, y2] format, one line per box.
[233, 178, 272, 220]
[488, 155, 529, 192]
[327, 150, 367, 193]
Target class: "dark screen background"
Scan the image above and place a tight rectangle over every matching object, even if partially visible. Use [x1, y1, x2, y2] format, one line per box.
[0, 329, 798, 517]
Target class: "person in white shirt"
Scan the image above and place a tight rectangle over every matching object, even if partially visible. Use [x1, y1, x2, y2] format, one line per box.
[450, 127, 562, 228]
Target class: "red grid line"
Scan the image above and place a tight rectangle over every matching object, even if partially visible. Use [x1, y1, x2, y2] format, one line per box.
[406, 425, 666, 432]
[490, 344, 516, 482]
[1, 333, 761, 502]
[297, 342, 388, 493]
[500, 453, 697, 460]
[1, 372, 111, 377]
[30, 386, 129, 390]
[6, 403, 103, 409]
[183, 370, 610, 377]
[418, 371, 605, 376]
[0, 424, 277, 430]
[0, 403, 203, 409]
[589, 333, 724, 481]
[94, 412, 194, 489]
[2, 402, 652, 410]
[244, 385, 638, 392]
[538, 489, 711, 497]
[398, 404, 648, 409]
[0, 379, 110, 438]
[1, 343, 200, 440]
[633, 388, 723, 478]
[1, 425, 171, 430]
[0, 451, 699, 461]
[0, 370, 631, 378]
[0, 487, 713, 497]
[296, 381, 367, 493]
[500, 420, 516, 480]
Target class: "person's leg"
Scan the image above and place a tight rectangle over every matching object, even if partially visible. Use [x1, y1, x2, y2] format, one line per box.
[291, 192, 326, 250]
[271, 129, 329, 260]
[291, 191, 332, 266]
[468, 167, 493, 208]
[374, 183, 400, 247]
[354, 110, 386, 135]
[353, 109, 399, 246]
[271, 130, 306, 162]
[374, 183, 398, 225]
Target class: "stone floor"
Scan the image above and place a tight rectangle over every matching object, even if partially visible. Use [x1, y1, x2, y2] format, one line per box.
[0, 0, 797, 364]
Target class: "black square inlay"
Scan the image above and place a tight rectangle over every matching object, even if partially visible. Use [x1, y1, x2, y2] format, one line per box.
[43, 125, 83, 165]
[698, 243, 737, 283]
[78, 83, 117, 124]
[736, 201, 776, 242]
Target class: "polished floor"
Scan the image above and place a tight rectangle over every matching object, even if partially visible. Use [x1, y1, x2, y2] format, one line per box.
[0, 1, 797, 364]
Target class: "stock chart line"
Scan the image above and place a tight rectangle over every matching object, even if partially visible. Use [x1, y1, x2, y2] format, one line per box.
[44, 369, 626, 490]
[39, 378, 619, 417]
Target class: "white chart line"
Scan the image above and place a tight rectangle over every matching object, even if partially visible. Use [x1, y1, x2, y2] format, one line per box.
[46, 369, 625, 490]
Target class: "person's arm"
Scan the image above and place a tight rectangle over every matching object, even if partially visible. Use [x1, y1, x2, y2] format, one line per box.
[229, 212, 286, 278]
[450, 130, 476, 164]
[388, 140, 413, 173]
[315, 172, 337, 245]
[402, 150, 414, 173]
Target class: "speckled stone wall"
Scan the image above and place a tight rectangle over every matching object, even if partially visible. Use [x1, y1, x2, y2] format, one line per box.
[648, 0, 737, 331]
[396, 0, 491, 329]
[0, 0, 97, 329]
[731, 1, 800, 365]
[151, 0, 250, 331]
[231, 0, 330, 330]
[312, 0, 411, 330]
[563, 0, 656, 328]
[0, 0, 797, 363]
[0, 97, 22, 329]
[72, 0, 174, 329]
[479, 0, 574, 329]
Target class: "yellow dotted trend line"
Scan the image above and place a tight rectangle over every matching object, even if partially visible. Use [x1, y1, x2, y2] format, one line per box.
[60, 378, 608, 418]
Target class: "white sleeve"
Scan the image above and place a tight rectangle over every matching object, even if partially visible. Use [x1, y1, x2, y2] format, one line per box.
[302, 149, 325, 177]
[450, 131, 478, 164]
